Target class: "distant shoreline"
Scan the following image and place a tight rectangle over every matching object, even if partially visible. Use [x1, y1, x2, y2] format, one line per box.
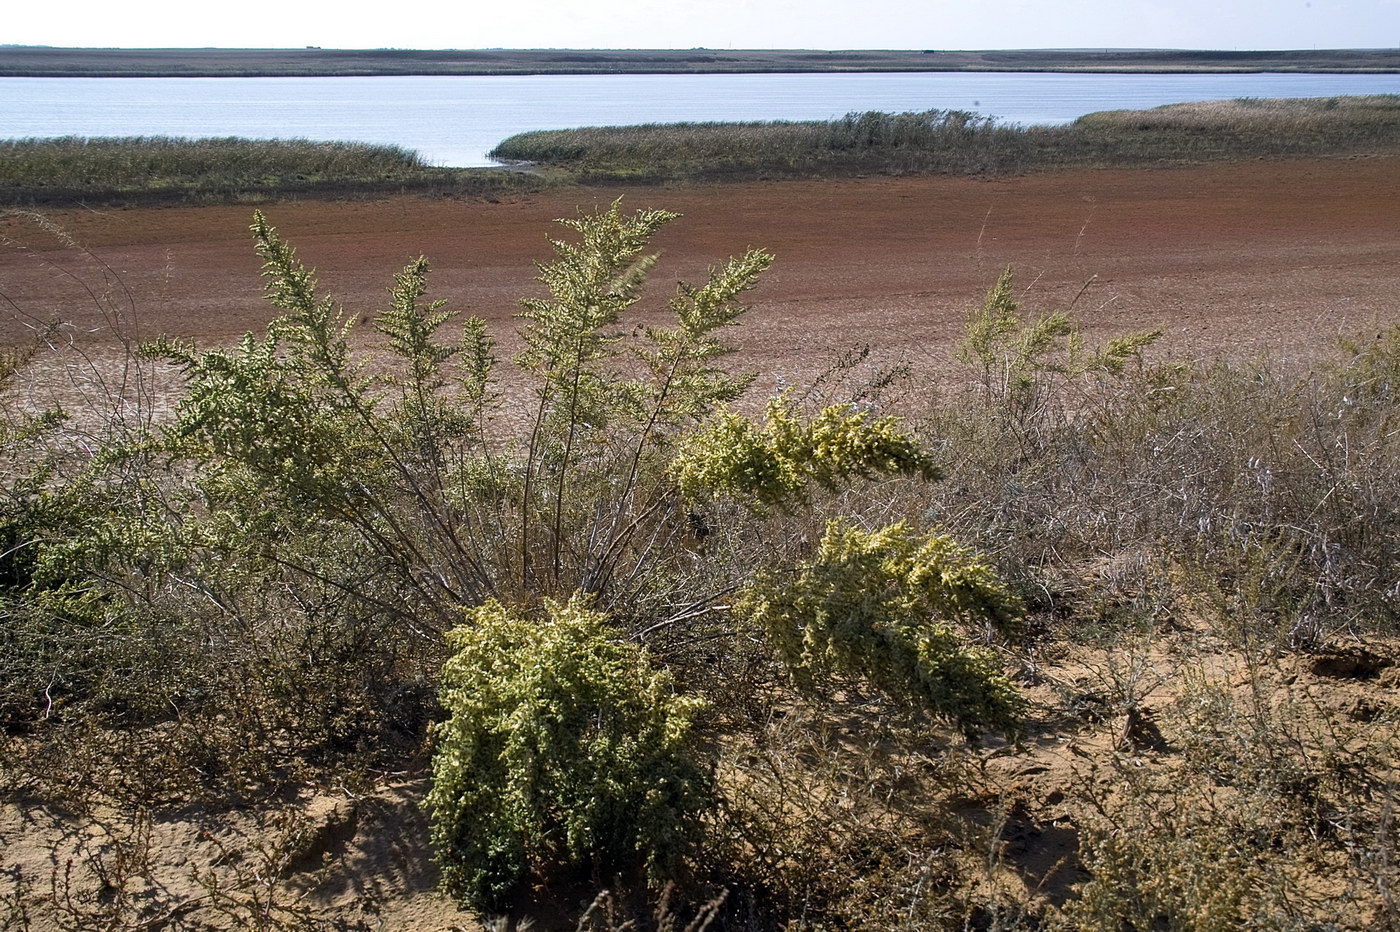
[6, 97, 1399, 207]
[2, 46, 1399, 77]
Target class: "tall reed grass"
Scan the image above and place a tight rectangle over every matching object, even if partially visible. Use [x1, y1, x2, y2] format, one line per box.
[0, 136, 541, 205]
[491, 95, 1400, 183]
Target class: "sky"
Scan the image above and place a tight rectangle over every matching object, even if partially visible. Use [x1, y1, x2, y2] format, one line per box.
[5, 0, 1400, 51]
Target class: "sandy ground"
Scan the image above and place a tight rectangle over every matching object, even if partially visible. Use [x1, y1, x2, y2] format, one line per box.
[4, 636, 1394, 930]
[3, 156, 1399, 395]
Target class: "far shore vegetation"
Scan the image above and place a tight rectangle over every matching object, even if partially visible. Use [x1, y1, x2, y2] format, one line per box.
[0, 136, 544, 206]
[3, 95, 1399, 207]
[3, 45, 1397, 77]
[491, 94, 1400, 183]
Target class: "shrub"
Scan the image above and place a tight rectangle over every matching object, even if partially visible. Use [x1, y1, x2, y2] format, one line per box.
[427, 596, 710, 912]
[736, 520, 1025, 736]
[671, 394, 939, 510]
[958, 266, 1161, 420]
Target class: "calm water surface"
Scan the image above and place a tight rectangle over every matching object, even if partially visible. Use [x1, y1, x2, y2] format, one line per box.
[4, 72, 1400, 167]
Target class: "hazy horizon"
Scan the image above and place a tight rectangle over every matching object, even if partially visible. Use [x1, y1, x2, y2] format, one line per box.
[5, 44, 1399, 52]
[6, 1, 1400, 54]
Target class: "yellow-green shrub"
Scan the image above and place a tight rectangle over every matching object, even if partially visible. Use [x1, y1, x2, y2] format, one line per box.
[671, 395, 939, 509]
[737, 520, 1024, 736]
[427, 596, 710, 912]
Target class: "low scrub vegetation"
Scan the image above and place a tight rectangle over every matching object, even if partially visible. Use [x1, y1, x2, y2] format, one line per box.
[0, 135, 543, 206]
[1, 204, 1398, 929]
[492, 95, 1400, 183]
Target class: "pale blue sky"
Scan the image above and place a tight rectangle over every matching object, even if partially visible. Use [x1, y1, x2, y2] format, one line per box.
[6, 0, 1400, 51]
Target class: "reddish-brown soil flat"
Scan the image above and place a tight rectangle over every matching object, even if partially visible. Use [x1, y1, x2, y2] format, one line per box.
[3, 157, 1398, 391]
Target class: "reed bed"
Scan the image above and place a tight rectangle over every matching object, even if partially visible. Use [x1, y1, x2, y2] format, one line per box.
[491, 109, 1033, 180]
[0, 136, 541, 205]
[492, 95, 1400, 182]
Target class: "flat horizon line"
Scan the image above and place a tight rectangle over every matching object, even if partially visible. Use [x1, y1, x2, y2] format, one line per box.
[4, 44, 1400, 53]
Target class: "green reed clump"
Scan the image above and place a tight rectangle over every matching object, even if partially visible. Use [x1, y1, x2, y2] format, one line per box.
[1067, 94, 1400, 164]
[1, 136, 424, 184]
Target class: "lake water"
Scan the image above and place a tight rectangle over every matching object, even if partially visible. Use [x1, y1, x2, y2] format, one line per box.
[4, 71, 1400, 168]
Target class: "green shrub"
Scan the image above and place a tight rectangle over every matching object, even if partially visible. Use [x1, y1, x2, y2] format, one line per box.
[737, 520, 1025, 736]
[427, 596, 711, 912]
[671, 394, 939, 510]
[958, 266, 1161, 418]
